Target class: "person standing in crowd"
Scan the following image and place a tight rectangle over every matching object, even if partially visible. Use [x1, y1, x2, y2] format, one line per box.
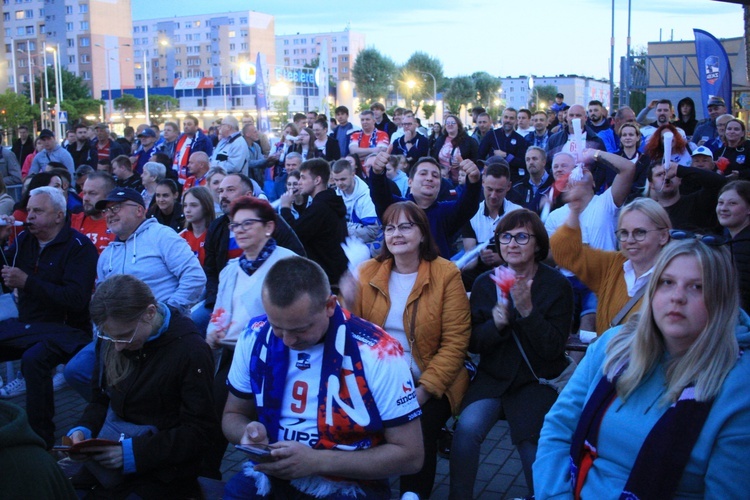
[331, 105, 355, 158]
[139, 161, 166, 208]
[717, 181, 750, 312]
[535, 239, 750, 498]
[432, 115, 478, 185]
[311, 116, 341, 162]
[173, 114, 214, 183]
[179, 186, 215, 267]
[70, 171, 117, 254]
[478, 108, 529, 183]
[12, 125, 35, 167]
[112, 154, 143, 192]
[211, 116, 250, 175]
[29, 129, 75, 176]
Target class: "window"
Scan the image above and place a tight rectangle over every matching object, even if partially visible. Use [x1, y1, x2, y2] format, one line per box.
[82, 71, 91, 80]
[65, 5, 72, 13]
[16, 27, 25, 36]
[284, 49, 289, 55]
[230, 56, 235, 62]
[241, 42, 247, 50]
[135, 73, 142, 81]
[240, 17, 247, 24]
[185, 34, 192, 41]
[186, 46, 192, 53]
[2, 13, 8, 21]
[142, 25, 148, 32]
[134, 39, 140, 46]
[66, 22, 72, 31]
[342, 46, 348, 52]
[228, 17, 234, 25]
[342, 56, 348, 62]
[134, 26, 140, 33]
[312, 48, 316, 54]
[68, 55, 75, 63]
[80, 21, 89, 30]
[175, 71, 182, 78]
[284, 40, 288, 45]
[39, 24, 45, 34]
[134, 49, 142, 57]
[228, 30, 235, 38]
[332, 57, 337, 63]
[185, 22, 192, 29]
[175, 59, 181, 66]
[80, 54, 90, 63]
[67, 39, 75, 48]
[195, 21, 200, 27]
[341, 67, 348, 73]
[4, 44, 9, 53]
[197, 98, 205, 107]
[79, 3, 87, 13]
[229, 43, 235, 50]
[15, 10, 23, 19]
[80, 37, 90, 47]
[3, 29, 9, 37]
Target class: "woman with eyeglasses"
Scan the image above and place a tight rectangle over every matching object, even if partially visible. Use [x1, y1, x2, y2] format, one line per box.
[535, 239, 750, 498]
[351, 201, 471, 500]
[716, 119, 749, 176]
[449, 209, 573, 500]
[717, 180, 750, 311]
[65, 274, 217, 498]
[551, 194, 672, 335]
[311, 117, 341, 162]
[431, 115, 478, 185]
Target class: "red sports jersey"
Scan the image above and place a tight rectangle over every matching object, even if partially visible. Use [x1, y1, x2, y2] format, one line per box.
[70, 213, 114, 254]
[180, 228, 206, 266]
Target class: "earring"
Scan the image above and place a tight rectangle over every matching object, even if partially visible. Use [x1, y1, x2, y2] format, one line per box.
[265, 233, 271, 237]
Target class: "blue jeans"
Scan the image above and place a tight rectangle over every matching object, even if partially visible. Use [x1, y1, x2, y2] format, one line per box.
[63, 341, 96, 402]
[191, 300, 211, 338]
[224, 472, 390, 499]
[449, 398, 503, 500]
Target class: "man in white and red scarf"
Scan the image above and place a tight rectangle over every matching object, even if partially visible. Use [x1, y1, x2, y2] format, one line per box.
[172, 114, 214, 184]
[222, 256, 423, 499]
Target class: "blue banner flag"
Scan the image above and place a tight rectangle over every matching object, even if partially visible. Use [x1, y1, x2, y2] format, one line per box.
[255, 53, 271, 134]
[693, 29, 732, 115]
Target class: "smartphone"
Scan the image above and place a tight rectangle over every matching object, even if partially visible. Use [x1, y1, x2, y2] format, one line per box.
[235, 443, 276, 463]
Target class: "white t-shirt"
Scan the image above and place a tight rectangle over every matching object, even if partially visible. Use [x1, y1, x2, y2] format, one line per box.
[384, 271, 421, 381]
[227, 316, 421, 445]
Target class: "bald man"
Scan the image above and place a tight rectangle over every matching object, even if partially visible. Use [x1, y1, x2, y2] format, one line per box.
[184, 151, 211, 190]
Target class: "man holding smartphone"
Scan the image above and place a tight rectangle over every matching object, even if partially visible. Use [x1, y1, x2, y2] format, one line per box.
[222, 256, 423, 499]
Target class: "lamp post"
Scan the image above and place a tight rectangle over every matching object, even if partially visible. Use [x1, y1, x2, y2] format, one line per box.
[143, 51, 150, 125]
[95, 44, 129, 122]
[415, 70, 438, 118]
[10, 40, 18, 94]
[17, 45, 37, 134]
[45, 45, 62, 141]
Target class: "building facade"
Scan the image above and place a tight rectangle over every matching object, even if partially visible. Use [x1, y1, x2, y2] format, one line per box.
[500, 75, 611, 111]
[275, 27, 365, 82]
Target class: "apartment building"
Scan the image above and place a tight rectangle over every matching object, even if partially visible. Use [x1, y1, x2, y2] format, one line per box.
[501, 75, 611, 111]
[2, 0, 133, 100]
[275, 27, 365, 82]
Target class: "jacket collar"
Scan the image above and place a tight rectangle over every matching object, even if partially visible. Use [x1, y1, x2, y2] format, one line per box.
[368, 258, 431, 306]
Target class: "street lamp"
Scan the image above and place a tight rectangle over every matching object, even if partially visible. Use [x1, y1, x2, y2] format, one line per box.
[95, 44, 130, 122]
[45, 44, 62, 141]
[17, 44, 38, 134]
[415, 71, 438, 118]
[10, 40, 18, 94]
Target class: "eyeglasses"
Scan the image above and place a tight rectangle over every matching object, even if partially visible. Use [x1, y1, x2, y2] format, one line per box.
[669, 230, 726, 247]
[498, 232, 535, 245]
[229, 218, 266, 232]
[615, 228, 665, 242]
[445, 121, 457, 126]
[96, 312, 146, 344]
[103, 202, 141, 215]
[384, 222, 417, 235]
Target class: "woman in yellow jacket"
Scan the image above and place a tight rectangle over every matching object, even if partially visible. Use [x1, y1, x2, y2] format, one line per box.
[352, 201, 471, 500]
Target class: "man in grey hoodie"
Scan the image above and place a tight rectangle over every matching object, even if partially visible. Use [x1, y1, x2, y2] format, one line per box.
[29, 129, 76, 176]
[63, 188, 206, 400]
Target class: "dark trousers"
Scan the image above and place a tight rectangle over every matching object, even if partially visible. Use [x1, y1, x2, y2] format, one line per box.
[400, 395, 452, 499]
[202, 346, 235, 479]
[0, 319, 89, 448]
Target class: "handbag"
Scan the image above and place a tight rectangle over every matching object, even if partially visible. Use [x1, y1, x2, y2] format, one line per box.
[511, 330, 577, 394]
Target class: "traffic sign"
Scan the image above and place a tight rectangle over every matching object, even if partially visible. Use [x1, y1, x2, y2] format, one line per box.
[59, 111, 68, 124]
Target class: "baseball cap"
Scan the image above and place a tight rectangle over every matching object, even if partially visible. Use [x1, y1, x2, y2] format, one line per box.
[137, 128, 156, 138]
[691, 146, 713, 157]
[707, 96, 726, 107]
[556, 93, 564, 98]
[94, 122, 109, 130]
[95, 188, 146, 210]
[38, 129, 54, 139]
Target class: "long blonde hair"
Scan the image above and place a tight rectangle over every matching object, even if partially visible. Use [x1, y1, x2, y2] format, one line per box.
[602, 239, 739, 404]
[90, 275, 157, 388]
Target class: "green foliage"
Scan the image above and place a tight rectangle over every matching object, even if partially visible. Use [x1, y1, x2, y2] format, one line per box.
[147, 95, 179, 124]
[114, 94, 143, 114]
[272, 97, 291, 127]
[471, 72, 500, 107]
[398, 52, 445, 113]
[532, 84, 559, 111]
[352, 48, 396, 107]
[33, 67, 91, 103]
[60, 98, 104, 124]
[422, 103, 436, 120]
[0, 90, 34, 139]
[444, 76, 475, 115]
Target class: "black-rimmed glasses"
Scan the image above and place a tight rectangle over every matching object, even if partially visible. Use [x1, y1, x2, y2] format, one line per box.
[229, 218, 266, 232]
[103, 202, 141, 215]
[498, 232, 535, 245]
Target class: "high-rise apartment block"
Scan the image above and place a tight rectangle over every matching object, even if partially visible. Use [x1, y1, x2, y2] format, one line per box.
[275, 28, 365, 81]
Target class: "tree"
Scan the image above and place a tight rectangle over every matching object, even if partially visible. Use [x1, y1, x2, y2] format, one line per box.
[32, 67, 91, 104]
[398, 52, 445, 114]
[114, 94, 143, 114]
[61, 98, 104, 124]
[532, 84, 558, 111]
[0, 90, 34, 141]
[352, 48, 396, 108]
[444, 76, 475, 115]
[472, 72, 500, 108]
[147, 95, 179, 124]
[422, 103, 436, 120]
[272, 97, 290, 127]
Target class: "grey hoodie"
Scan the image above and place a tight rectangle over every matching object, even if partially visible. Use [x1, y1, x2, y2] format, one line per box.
[98, 218, 205, 315]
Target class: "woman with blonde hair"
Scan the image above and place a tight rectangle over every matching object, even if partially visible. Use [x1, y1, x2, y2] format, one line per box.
[535, 239, 750, 498]
[551, 197, 672, 334]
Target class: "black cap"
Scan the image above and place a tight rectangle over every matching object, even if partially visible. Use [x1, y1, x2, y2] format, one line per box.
[95, 188, 146, 210]
[38, 129, 54, 139]
[555, 93, 564, 98]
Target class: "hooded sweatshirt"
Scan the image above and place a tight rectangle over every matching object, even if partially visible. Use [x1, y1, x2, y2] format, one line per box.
[0, 401, 77, 499]
[281, 188, 349, 284]
[336, 175, 380, 243]
[97, 217, 206, 315]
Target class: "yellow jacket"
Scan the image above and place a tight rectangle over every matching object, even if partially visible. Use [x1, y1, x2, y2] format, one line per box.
[353, 257, 471, 415]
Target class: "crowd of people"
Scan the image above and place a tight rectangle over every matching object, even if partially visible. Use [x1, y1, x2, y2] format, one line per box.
[1, 92, 750, 499]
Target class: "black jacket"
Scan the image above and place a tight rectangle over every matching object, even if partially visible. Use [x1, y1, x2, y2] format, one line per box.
[66, 141, 97, 168]
[2, 226, 97, 333]
[727, 225, 750, 313]
[477, 129, 529, 182]
[431, 134, 478, 164]
[147, 202, 185, 233]
[310, 136, 342, 162]
[281, 188, 348, 285]
[203, 213, 305, 307]
[80, 308, 218, 487]
[11, 137, 35, 166]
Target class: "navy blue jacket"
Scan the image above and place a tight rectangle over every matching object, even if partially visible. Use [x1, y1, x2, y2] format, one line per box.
[477, 129, 529, 182]
[392, 134, 430, 167]
[3, 226, 97, 332]
[369, 169, 482, 258]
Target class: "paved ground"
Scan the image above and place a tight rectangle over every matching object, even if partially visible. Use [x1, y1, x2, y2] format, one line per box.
[5, 360, 530, 499]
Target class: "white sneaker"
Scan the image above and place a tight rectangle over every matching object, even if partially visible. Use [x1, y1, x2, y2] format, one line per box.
[0, 373, 26, 398]
[401, 493, 420, 500]
[52, 372, 66, 391]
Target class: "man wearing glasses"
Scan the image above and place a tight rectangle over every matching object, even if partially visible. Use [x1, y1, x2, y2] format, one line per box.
[63, 188, 205, 401]
[0, 186, 98, 449]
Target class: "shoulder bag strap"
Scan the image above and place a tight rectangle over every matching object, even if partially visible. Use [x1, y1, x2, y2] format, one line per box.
[610, 285, 647, 328]
[511, 330, 540, 382]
